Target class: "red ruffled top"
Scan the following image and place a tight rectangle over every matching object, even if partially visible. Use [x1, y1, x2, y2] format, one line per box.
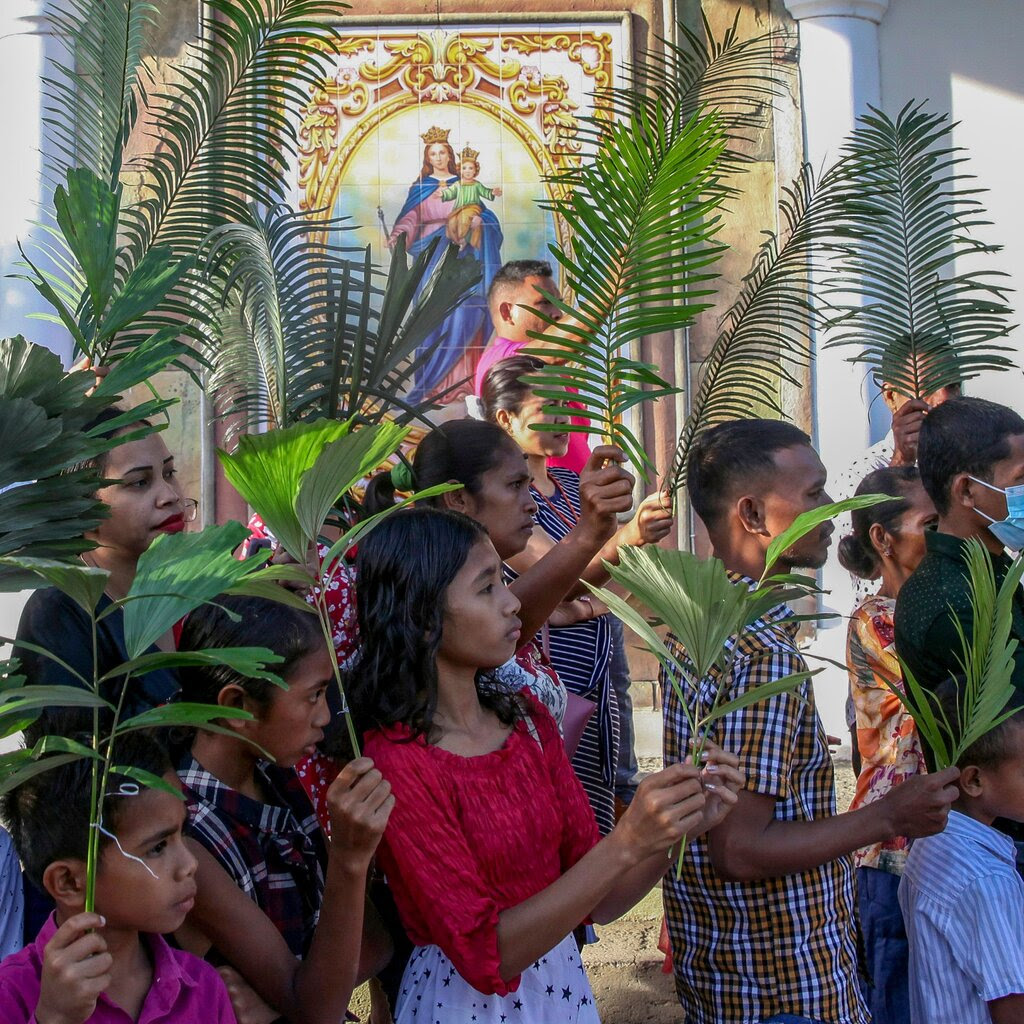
[365, 693, 600, 996]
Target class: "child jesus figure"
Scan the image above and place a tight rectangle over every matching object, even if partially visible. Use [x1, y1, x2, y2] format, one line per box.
[436, 146, 502, 250]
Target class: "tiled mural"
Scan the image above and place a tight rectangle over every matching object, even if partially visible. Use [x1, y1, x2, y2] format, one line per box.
[288, 20, 627, 409]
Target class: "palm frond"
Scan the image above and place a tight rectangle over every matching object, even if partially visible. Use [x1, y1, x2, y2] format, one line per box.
[204, 204, 480, 437]
[40, 0, 157, 186]
[824, 102, 1017, 398]
[668, 164, 834, 492]
[891, 540, 1024, 768]
[121, 0, 343, 267]
[602, 11, 791, 179]
[525, 106, 727, 476]
[0, 335, 181, 590]
[34, 0, 349, 366]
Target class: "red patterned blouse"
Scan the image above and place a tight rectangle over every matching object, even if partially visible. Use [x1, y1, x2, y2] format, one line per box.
[364, 692, 600, 996]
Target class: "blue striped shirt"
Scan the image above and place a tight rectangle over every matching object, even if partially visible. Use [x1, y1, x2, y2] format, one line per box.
[900, 810, 1024, 1023]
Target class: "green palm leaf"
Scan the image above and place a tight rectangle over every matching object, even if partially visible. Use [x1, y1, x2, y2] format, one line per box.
[30, 1, 349, 366]
[118, 521, 270, 658]
[602, 11, 790, 180]
[824, 102, 1017, 398]
[525, 105, 727, 476]
[217, 418, 354, 562]
[892, 540, 1024, 768]
[0, 336, 180, 589]
[203, 205, 480, 434]
[667, 165, 836, 492]
[41, 0, 156, 185]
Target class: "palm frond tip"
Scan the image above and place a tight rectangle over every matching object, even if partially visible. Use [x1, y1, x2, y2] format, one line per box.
[824, 101, 1017, 399]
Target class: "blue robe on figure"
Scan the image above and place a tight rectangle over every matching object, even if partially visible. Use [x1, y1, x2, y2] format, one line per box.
[391, 173, 503, 403]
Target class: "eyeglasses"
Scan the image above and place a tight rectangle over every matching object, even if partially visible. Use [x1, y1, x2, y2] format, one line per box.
[183, 498, 199, 523]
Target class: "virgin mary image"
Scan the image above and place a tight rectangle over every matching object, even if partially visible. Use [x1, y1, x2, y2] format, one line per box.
[387, 126, 503, 403]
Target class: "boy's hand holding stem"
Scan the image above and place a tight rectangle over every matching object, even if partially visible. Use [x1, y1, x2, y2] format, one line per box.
[325, 757, 395, 872]
[35, 912, 113, 1024]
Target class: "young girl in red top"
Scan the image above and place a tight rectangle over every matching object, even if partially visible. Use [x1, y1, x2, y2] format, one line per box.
[349, 508, 743, 1022]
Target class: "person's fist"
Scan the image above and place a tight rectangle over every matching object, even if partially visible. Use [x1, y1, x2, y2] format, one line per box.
[576, 446, 635, 547]
[878, 765, 959, 840]
[35, 913, 112, 1024]
[891, 399, 931, 466]
[326, 757, 395, 867]
[611, 762, 707, 864]
[621, 491, 674, 547]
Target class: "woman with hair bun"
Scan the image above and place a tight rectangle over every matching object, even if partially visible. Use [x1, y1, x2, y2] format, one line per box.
[838, 465, 935, 1024]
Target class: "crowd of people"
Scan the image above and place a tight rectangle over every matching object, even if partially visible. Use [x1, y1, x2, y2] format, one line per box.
[1, 257, 1023, 1024]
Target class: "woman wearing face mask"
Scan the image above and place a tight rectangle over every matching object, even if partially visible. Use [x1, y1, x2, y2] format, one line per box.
[479, 357, 673, 834]
[15, 406, 194, 726]
[838, 467, 936, 1024]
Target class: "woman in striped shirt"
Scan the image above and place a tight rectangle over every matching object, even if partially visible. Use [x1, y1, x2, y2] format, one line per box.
[480, 357, 674, 833]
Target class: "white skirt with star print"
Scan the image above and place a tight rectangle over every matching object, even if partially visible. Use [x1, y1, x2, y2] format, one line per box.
[394, 932, 601, 1024]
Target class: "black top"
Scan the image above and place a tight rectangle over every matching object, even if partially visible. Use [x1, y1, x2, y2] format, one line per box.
[15, 586, 179, 739]
[894, 528, 1024, 693]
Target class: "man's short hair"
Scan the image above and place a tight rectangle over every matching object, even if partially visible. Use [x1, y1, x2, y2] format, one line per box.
[917, 397, 1024, 515]
[934, 676, 1024, 770]
[687, 419, 811, 530]
[486, 259, 554, 307]
[0, 731, 171, 888]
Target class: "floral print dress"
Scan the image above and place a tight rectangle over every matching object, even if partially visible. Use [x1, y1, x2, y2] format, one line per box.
[846, 594, 927, 873]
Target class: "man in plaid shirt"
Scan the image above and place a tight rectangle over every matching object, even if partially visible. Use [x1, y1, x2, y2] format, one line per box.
[663, 419, 960, 1024]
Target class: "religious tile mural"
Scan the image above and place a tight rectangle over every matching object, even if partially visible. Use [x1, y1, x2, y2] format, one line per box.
[288, 19, 628, 409]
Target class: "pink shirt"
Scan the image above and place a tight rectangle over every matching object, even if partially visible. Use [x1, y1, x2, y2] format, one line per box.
[474, 337, 592, 473]
[0, 915, 235, 1024]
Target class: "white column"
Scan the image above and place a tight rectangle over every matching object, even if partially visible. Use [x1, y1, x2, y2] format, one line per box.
[784, 0, 890, 461]
[783, 0, 890, 741]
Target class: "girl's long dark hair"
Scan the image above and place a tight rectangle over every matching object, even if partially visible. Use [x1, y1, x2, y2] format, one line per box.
[347, 507, 523, 740]
[178, 595, 323, 707]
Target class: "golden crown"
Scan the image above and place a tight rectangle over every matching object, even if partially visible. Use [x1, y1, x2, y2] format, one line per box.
[420, 126, 450, 144]
[459, 145, 480, 162]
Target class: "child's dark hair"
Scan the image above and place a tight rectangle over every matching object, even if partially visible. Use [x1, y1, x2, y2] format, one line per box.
[479, 355, 546, 423]
[0, 731, 171, 889]
[347, 507, 523, 739]
[837, 467, 923, 580]
[686, 419, 811, 530]
[178, 595, 323, 707]
[934, 676, 1024, 770]
[361, 419, 521, 516]
[918, 397, 1024, 515]
[486, 259, 553, 307]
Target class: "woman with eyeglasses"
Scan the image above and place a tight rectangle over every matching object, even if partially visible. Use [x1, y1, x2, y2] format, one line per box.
[14, 406, 199, 727]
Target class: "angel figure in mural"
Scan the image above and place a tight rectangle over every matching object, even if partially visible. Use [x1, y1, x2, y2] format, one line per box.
[437, 146, 503, 251]
[388, 126, 503, 404]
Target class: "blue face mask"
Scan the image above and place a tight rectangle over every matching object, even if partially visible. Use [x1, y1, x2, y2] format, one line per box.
[969, 476, 1024, 551]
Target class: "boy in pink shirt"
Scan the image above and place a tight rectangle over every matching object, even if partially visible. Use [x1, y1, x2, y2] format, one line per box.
[0, 733, 234, 1024]
[474, 259, 592, 473]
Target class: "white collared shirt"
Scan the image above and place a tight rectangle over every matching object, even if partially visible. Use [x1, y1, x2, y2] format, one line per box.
[900, 809, 1024, 1023]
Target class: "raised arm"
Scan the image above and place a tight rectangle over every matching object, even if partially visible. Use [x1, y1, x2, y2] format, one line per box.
[183, 759, 394, 1024]
[509, 489, 674, 597]
[507, 447, 634, 637]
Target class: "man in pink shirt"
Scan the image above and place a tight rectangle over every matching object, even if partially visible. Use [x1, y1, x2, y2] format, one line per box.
[474, 259, 591, 473]
[0, 733, 235, 1024]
